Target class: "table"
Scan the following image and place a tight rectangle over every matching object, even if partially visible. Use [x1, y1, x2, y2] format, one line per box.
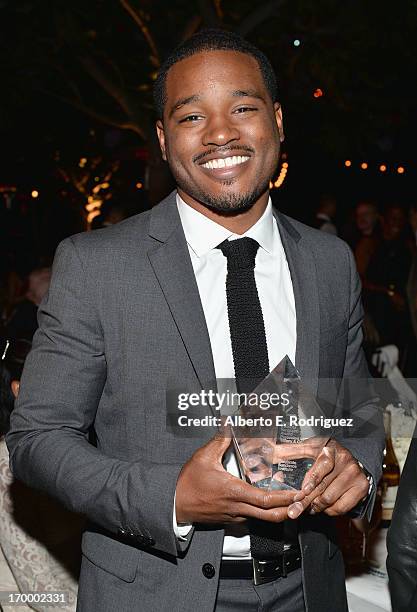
[346, 571, 391, 611]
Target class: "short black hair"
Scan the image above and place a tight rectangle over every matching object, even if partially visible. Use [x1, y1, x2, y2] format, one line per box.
[153, 28, 278, 119]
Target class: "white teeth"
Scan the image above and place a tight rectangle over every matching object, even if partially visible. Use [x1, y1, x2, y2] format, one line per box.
[202, 155, 250, 170]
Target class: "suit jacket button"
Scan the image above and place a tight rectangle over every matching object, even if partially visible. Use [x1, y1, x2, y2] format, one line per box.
[202, 563, 215, 579]
[118, 528, 127, 536]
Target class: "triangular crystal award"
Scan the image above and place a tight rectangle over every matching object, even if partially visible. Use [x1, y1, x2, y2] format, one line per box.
[231, 355, 332, 491]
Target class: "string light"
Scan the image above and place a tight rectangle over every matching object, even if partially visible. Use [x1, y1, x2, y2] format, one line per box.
[87, 210, 101, 224]
[136, 182, 143, 189]
[343, 160, 408, 174]
[313, 88, 323, 98]
[31, 190, 39, 198]
[86, 199, 102, 212]
[293, 39, 301, 47]
[272, 163, 289, 189]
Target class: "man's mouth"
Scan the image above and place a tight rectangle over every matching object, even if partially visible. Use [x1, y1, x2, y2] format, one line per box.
[200, 155, 250, 170]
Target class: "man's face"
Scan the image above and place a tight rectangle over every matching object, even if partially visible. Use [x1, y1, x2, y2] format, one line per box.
[383, 206, 406, 241]
[355, 203, 378, 235]
[156, 50, 284, 213]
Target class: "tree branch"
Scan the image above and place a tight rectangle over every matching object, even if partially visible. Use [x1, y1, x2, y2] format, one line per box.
[179, 15, 202, 43]
[119, 0, 160, 67]
[237, 0, 286, 36]
[197, 0, 222, 28]
[214, 0, 224, 20]
[38, 88, 146, 140]
[77, 55, 133, 118]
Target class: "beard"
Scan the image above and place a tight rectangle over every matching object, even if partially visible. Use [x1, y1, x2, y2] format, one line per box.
[174, 173, 271, 215]
[165, 139, 276, 214]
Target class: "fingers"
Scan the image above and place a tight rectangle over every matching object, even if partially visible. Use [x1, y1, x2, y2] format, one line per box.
[287, 472, 335, 518]
[299, 445, 335, 495]
[287, 461, 369, 519]
[231, 477, 298, 509]
[309, 467, 369, 515]
[235, 502, 290, 523]
[322, 484, 370, 517]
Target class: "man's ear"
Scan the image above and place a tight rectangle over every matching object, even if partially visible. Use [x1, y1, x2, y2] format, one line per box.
[156, 120, 167, 161]
[11, 380, 20, 399]
[274, 102, 285, 143]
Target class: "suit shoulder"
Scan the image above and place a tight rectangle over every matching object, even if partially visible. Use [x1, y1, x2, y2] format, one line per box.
[279, 213, 351, 259]
[60, 209, 153, 256]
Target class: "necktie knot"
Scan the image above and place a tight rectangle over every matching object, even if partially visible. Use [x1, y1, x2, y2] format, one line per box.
[217, 237, 260, 271]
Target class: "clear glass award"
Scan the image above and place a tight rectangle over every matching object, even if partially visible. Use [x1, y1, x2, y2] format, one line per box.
[231, 356, 332, 491]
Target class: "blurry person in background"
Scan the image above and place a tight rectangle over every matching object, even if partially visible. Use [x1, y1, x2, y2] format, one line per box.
[353, 200, 381, 279]
[364, 204, 414, 368]
[0, 266, 25, 330]
[5, 268, 51, 341]
[406, 203, 417, 375]
[0, 336, 82, 612]
[407, 203, 417, 336]
[91, 200, 138, 230]
[313, 193, 338, 235]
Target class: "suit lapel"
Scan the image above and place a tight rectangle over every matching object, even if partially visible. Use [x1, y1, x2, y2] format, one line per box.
[147, 194, 319, 400]
[274, 210, 320, 396]
[147, 192, 217, 398]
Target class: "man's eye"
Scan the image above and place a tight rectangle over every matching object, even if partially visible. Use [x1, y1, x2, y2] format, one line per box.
[234, 107, 257, 114]
[179, 115, 202, 123]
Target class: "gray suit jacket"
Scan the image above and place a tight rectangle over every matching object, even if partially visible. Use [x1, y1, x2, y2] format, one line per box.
[7, 191, 384, 612]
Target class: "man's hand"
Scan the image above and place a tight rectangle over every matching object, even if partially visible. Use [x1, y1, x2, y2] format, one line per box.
[273, 439, 370, 520]
[175, 433, 301, 525]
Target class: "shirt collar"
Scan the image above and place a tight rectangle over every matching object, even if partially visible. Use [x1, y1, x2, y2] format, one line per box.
[176, 193, 275, 257]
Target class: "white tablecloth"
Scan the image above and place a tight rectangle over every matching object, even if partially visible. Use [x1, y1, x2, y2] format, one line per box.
[346, 572, 391, 612]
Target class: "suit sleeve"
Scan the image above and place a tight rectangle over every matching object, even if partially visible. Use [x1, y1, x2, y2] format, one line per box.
[6, 237, 183, 558]
[334, 242, 385, 519]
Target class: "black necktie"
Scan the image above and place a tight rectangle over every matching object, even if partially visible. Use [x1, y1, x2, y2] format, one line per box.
[218, 237, 284, 559]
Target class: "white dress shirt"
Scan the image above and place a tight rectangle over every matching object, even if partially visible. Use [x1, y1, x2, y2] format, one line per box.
[174, 193, 296, 558]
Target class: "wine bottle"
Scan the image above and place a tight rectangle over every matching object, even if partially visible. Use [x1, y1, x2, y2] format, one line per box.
[381, 409, 400, 523]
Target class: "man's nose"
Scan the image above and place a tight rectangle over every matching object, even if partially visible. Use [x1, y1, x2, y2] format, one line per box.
[202, 115, 240, 147]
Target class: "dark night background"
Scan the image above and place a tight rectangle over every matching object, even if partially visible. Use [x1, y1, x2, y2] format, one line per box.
[1, 0, 416, 270]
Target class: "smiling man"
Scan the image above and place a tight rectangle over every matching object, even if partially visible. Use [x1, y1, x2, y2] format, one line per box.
[7, 29, 383, 612]
[156, 47, 282, 222]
